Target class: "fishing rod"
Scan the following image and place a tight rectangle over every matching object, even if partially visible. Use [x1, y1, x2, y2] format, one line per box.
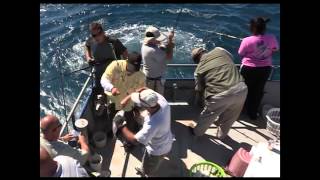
[41, 66, 92, 84]
[203, 30, 243, 41]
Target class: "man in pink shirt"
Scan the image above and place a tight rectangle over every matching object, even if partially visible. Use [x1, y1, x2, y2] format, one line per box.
[238, 17, 279, 120]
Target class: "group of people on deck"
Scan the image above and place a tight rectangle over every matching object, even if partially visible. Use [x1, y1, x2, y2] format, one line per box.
[40, 16, 279, 177]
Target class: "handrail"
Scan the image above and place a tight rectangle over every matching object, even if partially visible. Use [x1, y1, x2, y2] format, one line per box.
[59, 68, 94, 137]
[58, 63, 279, 135]
[166, 63, 280, 81]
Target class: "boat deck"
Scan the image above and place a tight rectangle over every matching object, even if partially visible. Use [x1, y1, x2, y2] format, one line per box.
[91, 103, 277, 177]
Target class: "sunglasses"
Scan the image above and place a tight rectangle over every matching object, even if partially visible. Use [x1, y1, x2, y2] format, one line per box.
[53, 123, 62, 131]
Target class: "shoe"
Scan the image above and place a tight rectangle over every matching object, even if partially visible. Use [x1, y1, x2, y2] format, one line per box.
[216, 127, 227, 140]
[248, 113, 258, 120]
[135, 167, 146, 177]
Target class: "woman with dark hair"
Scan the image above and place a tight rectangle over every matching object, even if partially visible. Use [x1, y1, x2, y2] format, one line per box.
[238, 17, 279, 120]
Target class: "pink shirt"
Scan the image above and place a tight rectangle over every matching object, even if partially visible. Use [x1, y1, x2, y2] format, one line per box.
[238, 34, 279, 67]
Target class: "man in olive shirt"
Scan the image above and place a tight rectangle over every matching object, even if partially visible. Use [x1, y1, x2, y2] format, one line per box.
[85, 22, 128, 92]
[189, 47, 248, 139]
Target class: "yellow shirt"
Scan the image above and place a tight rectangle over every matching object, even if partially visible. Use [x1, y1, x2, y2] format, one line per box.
[101, 60, 146, 111]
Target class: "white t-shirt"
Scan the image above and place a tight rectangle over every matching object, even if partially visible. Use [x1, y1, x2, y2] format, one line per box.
[141, 44, 167, 78]
[54, 155, 89, 177]
[134, 92, 173, 156]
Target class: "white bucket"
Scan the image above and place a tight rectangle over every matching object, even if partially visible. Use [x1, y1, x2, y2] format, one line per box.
[75, 118, 88, 131]
[89, 153, 103, 172]
[93, 131, 107, 148]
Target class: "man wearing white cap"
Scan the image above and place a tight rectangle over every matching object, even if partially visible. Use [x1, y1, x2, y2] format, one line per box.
[141, 26, 175, 95]
[116, 88, 173, 177]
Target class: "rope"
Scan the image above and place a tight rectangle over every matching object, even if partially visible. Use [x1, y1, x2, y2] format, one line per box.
[173, 8, 183, 31]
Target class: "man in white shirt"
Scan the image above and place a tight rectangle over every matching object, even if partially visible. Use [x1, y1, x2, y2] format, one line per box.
[40, 147, 89, 177]
[116, 88, 173, 177]
[141, 26, 175, 95]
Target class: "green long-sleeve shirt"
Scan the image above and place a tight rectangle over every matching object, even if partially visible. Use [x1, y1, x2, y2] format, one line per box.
[194, 47, 244, 99]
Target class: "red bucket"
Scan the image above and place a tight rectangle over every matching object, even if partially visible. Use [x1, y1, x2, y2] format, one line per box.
[225, 148, 252, 177]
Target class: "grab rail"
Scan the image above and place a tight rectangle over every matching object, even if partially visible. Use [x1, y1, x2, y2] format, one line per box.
[58, 63, 279, 135]
[59, 68, 94, 137]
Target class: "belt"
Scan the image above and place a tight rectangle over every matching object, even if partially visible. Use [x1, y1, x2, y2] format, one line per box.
[146, 76, 162, 81]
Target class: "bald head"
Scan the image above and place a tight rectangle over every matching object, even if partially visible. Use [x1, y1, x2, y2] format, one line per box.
[40, 147, 57, 177]
[40, 115, 62, 141]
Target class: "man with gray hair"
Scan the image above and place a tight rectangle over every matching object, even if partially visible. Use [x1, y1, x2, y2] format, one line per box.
[189, 47, 248, 139]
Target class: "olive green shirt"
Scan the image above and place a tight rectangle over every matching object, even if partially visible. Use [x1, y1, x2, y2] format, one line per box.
[194, 47, 244, 99]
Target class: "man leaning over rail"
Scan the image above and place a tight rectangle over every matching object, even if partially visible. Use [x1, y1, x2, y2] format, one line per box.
[189, 47, 248, 139]
[40, 115, 90, 165]
[114, 88, 174, 177]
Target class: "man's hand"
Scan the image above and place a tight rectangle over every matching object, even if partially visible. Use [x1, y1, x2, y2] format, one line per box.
[78, 133, 90, 153]
[168, 31, 174, 41]
[60, 133, 76, 142]
[88, 58, 96, 66]
[111, 87, 120, 96]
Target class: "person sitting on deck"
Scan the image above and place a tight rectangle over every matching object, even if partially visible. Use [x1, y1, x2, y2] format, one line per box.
[115, 88, 174, 177]
[40, 147, 89, 177]
[40, 115, 90, 165]
[84, 22, 128, 93]
[141, 26, 175, 95]
[100, 52, 146, 135]
[188, 47, 248, 139]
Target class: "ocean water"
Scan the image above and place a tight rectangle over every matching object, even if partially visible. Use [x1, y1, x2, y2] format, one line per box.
[40, 3, 280, 120]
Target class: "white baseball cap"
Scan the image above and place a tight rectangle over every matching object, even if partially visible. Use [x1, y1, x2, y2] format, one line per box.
[143, 26, 167, 44]
[131, 89, 158, 108]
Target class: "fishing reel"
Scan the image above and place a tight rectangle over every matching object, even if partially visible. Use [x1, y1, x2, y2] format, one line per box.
[94, 94, 108, 117]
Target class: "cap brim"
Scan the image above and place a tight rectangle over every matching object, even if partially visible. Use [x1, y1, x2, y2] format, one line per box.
[143, 37, 155, 44]
[131, 92, 142, 106]
[155, 32, 168, 42]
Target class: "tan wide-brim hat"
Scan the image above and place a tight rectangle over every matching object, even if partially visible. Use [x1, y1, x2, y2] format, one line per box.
[143, 26, 168, 44]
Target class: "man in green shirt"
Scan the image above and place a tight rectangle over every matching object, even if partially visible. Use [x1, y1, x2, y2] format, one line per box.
[189, 47, 248, 139]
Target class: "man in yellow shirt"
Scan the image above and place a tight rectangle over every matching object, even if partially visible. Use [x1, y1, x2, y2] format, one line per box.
[100, 52, 146, 136]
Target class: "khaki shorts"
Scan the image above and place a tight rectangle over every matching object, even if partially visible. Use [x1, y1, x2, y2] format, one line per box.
[146, 79, 165, 95]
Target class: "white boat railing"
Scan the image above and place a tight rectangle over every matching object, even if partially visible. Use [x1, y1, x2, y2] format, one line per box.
[59, 63, 280, 135]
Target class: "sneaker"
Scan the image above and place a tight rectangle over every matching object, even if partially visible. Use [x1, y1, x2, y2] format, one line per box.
[135, 167, 146, 177]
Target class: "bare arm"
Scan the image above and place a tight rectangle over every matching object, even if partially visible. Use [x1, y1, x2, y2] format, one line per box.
[120, 126, 139, 145]
[165, 31, 175, 60]
[120, 87, 147, 108]
[84, 46, 93, 62]
[78, 133, 90, 153]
